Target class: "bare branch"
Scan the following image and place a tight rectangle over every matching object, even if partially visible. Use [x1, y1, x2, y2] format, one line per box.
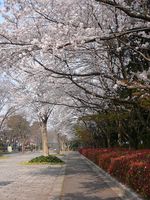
[95, 0, 150, 21]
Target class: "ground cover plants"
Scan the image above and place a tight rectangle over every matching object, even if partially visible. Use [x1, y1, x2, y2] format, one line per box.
[22, 155, 64, 165]
[0, 155, 8, 159]
[79, 148, 150, 199]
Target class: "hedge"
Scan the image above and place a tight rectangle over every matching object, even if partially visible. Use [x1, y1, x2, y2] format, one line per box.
[79, 148, 150, 199]
[127, 162, 150, 198]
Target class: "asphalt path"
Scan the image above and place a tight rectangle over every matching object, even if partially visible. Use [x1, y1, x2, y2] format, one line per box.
[61, 152, 138, 200]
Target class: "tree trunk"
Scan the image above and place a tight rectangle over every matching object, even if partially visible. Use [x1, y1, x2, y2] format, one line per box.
[22, 140, 25, 153]
[118, 121, 122, 147]
[106, 133, 111, 148]
[56, 133, 61, 154]
[40, 121, 49, 156]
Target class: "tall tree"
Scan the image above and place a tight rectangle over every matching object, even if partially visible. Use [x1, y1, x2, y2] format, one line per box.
[7, 114, 30, 152]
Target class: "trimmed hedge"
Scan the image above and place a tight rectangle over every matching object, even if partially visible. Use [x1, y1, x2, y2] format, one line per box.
[98, 151, 127, 171]
[79, 148, 150, 199]
[127, 162, 150, 198]
[109, 151, 150, 182]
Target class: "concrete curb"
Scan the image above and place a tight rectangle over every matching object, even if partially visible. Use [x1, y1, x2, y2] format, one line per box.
[50, 165, 67, 200]
[81, 154, 144, 200]
[50, 154, 68, 200]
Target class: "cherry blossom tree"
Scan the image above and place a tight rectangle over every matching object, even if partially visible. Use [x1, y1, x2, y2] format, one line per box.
[0, 0, 149, 149]
[7, 64, 73, 155]
[0, 78, 17, 132]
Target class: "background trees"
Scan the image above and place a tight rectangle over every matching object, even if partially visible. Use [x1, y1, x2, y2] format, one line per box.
[7, 114, 30, 152]
[30, 121, 41, 150]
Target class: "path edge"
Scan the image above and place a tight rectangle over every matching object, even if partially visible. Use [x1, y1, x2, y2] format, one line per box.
[80, 154, 144, 200]
[50, 154, 68, 200]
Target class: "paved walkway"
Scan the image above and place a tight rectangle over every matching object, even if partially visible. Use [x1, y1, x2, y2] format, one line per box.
[0, 152, 143, 200]
[61, 152, 142, 200]
[0, 152, 65, 200]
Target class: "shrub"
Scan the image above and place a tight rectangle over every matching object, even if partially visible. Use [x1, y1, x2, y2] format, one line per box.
[127, 162, 150, 198]
[28, 155, 64, 164]
[109, 151, 150, 183]
[79, 148, 150, 199]
[98, 151, 123, 171]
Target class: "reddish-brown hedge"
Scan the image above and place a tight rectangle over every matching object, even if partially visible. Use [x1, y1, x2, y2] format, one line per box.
[127, 162, 150, 198]
[109, 151, 150, 182]
[79, 148, 150, 199]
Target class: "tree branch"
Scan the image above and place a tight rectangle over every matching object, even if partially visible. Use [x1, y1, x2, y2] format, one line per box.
[95, 0, 150, 21]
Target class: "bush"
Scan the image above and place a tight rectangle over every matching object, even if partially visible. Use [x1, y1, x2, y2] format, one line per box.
[127, 162, 150, 198]
[28, 155, 64, 164]
[79, 148, 150, 199]
[98, 151, 123, 171]
[109, 151, 150, 183]
[79, 147, 129, 167]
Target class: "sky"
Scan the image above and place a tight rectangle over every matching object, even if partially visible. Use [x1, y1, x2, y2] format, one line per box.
[0, 0, 4, 23]
[0, 0, 3, 6]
